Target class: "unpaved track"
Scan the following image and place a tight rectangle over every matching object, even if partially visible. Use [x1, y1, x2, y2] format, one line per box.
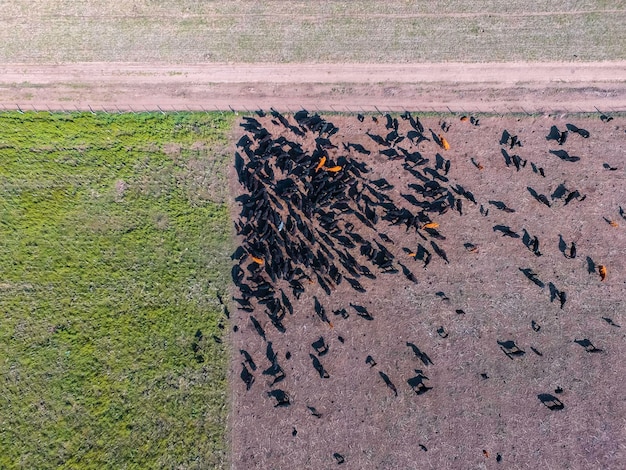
[1, 62, 625, 113]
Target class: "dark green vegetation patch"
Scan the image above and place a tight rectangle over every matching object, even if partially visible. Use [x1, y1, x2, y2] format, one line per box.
[0, 112, 233, 469]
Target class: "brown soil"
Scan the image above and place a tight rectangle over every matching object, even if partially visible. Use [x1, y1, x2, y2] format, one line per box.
[229, 112, 626, 469]
[1, 62, 625, 112]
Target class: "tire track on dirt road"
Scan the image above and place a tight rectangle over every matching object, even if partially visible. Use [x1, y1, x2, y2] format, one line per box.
[4, 9, 625, 20]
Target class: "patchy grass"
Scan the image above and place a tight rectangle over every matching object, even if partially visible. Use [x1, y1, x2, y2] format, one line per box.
[0, 1, 624, 63]
[0, 111, 234, 469]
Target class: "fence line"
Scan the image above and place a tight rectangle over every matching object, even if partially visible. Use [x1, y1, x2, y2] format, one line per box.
[0, 103, 624, 115]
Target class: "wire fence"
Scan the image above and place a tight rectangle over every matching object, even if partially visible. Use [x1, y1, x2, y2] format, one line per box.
[1, 103, 625, 116]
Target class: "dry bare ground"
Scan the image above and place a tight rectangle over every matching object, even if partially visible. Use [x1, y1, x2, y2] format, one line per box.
[1, 62, 626, 112]
[229, 112, 626, 469]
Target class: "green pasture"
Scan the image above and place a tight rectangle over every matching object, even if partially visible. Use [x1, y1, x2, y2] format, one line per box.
[1, 1, 624, 63]
[0, 111, 234, 469]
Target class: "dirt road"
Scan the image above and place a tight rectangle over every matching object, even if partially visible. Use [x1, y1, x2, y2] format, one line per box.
[1, 62, 625, 113]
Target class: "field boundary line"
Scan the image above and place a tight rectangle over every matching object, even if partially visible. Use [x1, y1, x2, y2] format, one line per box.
[2, 103, 625, 115]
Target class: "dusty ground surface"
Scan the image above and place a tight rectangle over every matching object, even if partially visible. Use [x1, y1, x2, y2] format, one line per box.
[1, 62, 625, 112]
[229, 111, 625, 469]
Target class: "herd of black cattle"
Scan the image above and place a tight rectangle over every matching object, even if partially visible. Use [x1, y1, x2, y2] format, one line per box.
[231, 109, 622, 462]
[233, 110, 460, 405]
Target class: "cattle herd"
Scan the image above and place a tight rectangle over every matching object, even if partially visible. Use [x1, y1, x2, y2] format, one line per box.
[229, 109, 624, 467]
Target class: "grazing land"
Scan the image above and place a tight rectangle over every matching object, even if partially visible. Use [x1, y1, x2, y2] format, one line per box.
[0, 111, 234, 469]
[230, 111, 626, 469]
[2, 2, 625, 468]
[1, 1, 625, 63]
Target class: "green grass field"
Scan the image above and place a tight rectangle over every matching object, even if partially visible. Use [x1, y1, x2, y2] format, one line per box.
[0, 111, 234, 469]
[1, 1, 624, 63]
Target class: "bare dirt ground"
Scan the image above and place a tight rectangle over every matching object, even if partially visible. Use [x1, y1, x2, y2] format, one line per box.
[1, 62, 625, 112]
[229, 111, 626, 469]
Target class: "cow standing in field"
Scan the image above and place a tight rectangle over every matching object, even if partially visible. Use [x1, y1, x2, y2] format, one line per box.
[437, 133, 450, 150]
